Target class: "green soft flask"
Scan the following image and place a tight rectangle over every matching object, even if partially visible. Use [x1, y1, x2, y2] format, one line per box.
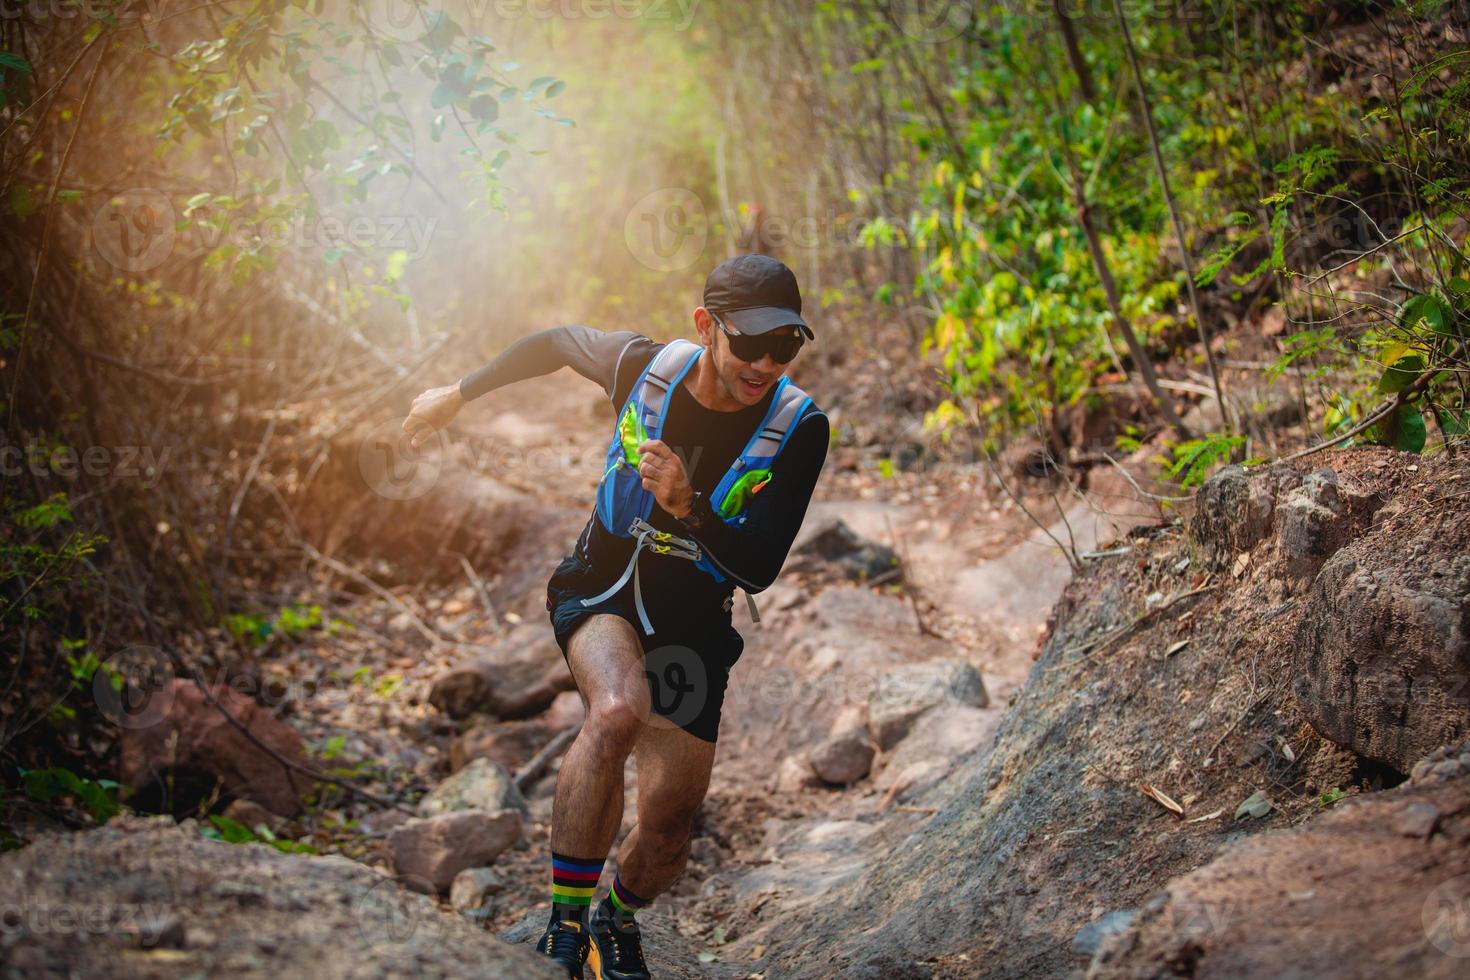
[619, 402, 649, 465]
[718, 468, 773, 518]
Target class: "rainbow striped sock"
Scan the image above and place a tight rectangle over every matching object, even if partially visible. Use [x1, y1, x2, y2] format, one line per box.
[551, 852, 604, 925]
[602, 874, 651, 927]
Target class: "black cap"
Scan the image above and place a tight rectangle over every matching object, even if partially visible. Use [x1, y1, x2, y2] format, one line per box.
[702, 254, 814, 341]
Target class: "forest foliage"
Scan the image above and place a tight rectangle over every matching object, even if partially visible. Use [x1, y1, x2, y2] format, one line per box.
[1, 0, 1467, 827]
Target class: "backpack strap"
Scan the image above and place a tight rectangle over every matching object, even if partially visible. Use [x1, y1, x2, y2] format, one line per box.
[637, 338, 701, 439]
[729, 380, 815, 474]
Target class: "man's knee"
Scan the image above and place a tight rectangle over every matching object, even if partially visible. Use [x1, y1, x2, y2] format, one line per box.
[585, 694, 645, 753]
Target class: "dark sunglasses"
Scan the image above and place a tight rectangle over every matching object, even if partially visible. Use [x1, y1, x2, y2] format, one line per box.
[710, 311, 804, 365]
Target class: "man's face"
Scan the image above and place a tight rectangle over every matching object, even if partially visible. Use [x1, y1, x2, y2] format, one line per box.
[699, 310, 799, 406]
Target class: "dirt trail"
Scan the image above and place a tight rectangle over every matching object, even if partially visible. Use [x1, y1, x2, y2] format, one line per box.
[0, 371, 1173, 978]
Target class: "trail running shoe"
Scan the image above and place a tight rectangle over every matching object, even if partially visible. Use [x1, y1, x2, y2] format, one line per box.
[587, 902, 651, 979]
[537, 915, 590, 979]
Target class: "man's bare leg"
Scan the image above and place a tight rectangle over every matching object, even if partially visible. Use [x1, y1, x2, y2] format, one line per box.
[551, 614, 651, 861]
[613, 718, 717, 903]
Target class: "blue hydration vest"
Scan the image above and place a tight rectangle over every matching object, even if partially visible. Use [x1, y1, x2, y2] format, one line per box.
[579, 338, 819, 634]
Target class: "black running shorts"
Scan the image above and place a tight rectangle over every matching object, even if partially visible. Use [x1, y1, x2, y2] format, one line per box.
[544, 554, 745, 743]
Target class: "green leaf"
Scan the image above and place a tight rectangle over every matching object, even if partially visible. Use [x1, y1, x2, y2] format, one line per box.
[1439, 408, 1469, 438]
[1369, 403, 1427, 453]
[208, 814, 259, 844]
[1398, 294, 1451, 336]
[1234, 790, 1273, 820]
[323, 247, 343, 264]
[468, 94, 498, 122]
[1376, 352, 1424, 394]
[10, 184, 34, 217]
[385, 249, 409, 282]
[545, 80, 566, 98]
[0, 52, 32, 74]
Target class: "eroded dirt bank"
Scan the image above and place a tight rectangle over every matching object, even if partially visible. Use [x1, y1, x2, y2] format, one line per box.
[4, 382, 1468, 980]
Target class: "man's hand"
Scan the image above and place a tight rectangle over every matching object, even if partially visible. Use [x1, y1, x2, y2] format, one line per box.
[403, 383, 464, 450]
[637, 439, 693, 518]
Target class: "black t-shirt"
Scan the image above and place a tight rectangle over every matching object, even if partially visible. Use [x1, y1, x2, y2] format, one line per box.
[460, 326, 829, 631]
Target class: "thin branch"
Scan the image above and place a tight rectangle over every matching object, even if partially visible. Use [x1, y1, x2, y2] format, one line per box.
[1113, 0, 1229, 431]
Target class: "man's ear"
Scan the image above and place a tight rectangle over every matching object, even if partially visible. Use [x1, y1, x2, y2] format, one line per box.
[693, 307, 714, 348]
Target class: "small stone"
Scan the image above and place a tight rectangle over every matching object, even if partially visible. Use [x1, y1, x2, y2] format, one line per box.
[1072, 909, 1136, 958]
[868, 660, 988, 749]
[808, 728, 876, 786]
[450, 867, 506, 912]
[1397, 802, 1440, 838]
[388, 809, 523, 894]
[772, 755, 819, 794]
[419, 757, 528, 820]
[1432, 759, 1462, 780]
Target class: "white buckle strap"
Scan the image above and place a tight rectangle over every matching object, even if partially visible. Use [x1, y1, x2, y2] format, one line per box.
[579, 518, 702, 635]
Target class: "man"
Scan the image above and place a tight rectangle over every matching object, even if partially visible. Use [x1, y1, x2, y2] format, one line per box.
[402, 254, 828, 979]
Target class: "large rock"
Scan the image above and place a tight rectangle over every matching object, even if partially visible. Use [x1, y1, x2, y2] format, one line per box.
[1293, 503, 1470, 773]
[388, 809, 523, 894]
[118, 679, 311, 817]
[1087, 744, 1470, 979]
[0, 815, 561, 977]
[1276, 469, 1353, 581]
[867, 659, 988, 750]
[419, 757, 528, 820]
[426, 643, 573, 719]
[1189, 465, 1280, 569]
[794, 518, 902, 583]
[450, 718, 554, 774]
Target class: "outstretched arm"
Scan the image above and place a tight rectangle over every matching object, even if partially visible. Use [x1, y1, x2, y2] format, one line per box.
[458, 325, 641, 401]
[404, 325, 641, 448]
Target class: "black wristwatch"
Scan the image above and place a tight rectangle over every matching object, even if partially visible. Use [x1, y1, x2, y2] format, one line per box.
[676, 491, 713, 531]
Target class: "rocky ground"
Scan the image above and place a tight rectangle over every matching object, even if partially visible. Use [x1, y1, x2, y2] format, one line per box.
[3, 366, 1468, 979]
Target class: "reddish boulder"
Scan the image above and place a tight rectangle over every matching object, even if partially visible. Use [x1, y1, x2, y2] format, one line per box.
[119, 680, 311, 816]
